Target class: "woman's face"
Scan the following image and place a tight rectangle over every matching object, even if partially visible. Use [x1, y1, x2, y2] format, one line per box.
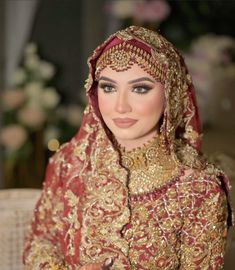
[97, 63, 165, 149]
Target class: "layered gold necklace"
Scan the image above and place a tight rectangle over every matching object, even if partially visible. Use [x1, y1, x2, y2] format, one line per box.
[119, 135, 180, 195]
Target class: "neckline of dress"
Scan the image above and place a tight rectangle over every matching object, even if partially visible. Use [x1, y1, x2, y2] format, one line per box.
[117, 134, 161, 154]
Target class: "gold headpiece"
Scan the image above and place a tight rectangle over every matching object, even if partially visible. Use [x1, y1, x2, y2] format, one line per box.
[95, 42, 168, 83]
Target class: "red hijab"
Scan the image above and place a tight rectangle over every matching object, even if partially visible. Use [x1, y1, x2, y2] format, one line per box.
[64, 26, 232, 266]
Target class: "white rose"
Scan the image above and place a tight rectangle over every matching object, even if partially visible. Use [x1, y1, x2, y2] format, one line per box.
[0, 125, 28, 151]
[39, 61, 55, 79]
[2, 89, 26, 110]
[25, 82, 43, 108]
[13, 68, 27, 85]
[42, 87, 60, 109]
[24, 54, 40, 70]
[25, 82, 42, 96]
[18, 106, 46, 128]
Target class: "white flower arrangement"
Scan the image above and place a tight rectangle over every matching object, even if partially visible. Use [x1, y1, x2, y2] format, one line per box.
[0, 125, 28, 152]
[0, 42, 83, 162]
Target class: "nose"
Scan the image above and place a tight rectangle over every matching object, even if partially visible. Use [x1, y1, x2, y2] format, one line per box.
[115, 92, 132, 114]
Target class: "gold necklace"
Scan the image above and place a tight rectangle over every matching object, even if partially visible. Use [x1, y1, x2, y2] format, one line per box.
[119, 135, 180, 195]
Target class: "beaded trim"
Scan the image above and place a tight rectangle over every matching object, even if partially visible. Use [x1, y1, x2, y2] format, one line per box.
[95, 42, 168, 83]
[130, 174, 182, 202]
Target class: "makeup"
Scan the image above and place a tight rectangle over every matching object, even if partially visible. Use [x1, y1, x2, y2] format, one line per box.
[113, 118, 138, 128]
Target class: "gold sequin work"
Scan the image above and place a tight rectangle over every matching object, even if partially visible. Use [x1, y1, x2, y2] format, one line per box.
[123, 178, 228, 270]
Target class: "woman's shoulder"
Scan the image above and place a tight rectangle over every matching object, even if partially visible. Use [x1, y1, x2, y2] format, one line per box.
[179, 162, 229, 197]
[49, 135, 79, 164]
[177, 163, 231, 219]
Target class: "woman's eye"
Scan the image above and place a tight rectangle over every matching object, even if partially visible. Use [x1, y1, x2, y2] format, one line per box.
[132, 86, 151, 94]
[99, 84, 115, 93]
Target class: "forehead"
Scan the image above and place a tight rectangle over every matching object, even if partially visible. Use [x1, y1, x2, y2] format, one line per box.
[98, 63, 156, 82]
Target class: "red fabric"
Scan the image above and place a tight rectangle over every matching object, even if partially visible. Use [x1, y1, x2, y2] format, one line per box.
[23, 26, 233, 270]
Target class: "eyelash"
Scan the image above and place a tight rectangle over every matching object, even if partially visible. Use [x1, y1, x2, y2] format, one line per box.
[99, 83, 115, 93]
[132, 85, 152, 94]
[98, 83, 152, 95]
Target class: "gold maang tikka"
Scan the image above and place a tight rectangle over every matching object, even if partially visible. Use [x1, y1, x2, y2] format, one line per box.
[95, 42, 168, 83]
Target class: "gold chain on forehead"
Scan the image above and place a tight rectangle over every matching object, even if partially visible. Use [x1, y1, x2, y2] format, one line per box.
[95, 41, 168, 83]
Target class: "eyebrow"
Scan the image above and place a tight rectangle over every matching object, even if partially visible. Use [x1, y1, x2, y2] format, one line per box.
[98, 76, 117, 84]
[128, 77, 155, 84]
[98, 76, 155, 84]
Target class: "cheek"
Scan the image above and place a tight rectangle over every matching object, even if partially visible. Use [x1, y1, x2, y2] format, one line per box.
[98, 92, 113, 116]
[135, 91, 165, 116]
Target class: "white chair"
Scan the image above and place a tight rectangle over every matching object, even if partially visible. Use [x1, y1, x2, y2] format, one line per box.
[0, 188, 41, 270]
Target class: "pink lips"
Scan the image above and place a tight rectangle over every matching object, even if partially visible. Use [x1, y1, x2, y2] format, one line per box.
[113, 118, 138, 128]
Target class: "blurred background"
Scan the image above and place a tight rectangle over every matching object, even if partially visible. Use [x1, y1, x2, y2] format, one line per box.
[0, 0, 235, 266]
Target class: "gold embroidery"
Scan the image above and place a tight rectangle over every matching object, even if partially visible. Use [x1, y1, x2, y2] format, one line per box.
[122, 170, 228, 269]
[79, 128, 131, 269]
[84, 74, 93, 90]
[183, 125, 200, 144]
[64, 190, 81, 256]
[117, 25, 169, 50]
[24, 238, 70, 270]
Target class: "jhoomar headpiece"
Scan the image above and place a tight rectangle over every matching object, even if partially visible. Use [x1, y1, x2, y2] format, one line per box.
[95, 40, 168, 84]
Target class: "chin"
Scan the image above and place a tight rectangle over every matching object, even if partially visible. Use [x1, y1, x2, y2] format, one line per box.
[112, 129, 146, 142]
[110, 126, 135, 137]
[112, 132, 136, 141]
